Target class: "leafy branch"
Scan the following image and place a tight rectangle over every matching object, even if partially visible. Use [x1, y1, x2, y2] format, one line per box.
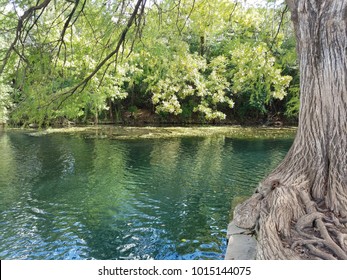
[51, 0, 147, 109]
[0, 0, 52, 76]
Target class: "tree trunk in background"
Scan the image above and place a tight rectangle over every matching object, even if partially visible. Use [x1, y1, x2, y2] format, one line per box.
[108, 98, 115, 124]
[233, 0, 347, 259]
[200, 35, 205, 56]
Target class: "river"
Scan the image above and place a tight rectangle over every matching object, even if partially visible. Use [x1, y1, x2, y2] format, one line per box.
[0, 129, 293, 259]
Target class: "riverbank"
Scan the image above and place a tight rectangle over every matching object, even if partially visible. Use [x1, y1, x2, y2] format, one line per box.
[6, 125, 297, 140]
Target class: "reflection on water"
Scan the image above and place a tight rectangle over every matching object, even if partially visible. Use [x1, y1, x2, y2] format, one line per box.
[0, 131, 293, 259]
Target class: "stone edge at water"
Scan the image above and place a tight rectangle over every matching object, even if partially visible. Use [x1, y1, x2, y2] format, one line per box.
[224, 222, 257, 260]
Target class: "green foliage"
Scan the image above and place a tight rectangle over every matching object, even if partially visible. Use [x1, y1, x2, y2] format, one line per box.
[146, 50, 232, 119]
[284, 85, 300, 118]
[278, 36, 300, 119]
[0, 0, 299, 125]
[0, 78, 12, 123]
[230, 42, 292, 113]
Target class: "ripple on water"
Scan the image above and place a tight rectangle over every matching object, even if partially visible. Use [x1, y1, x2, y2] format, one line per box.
[0, 133, 293, 259]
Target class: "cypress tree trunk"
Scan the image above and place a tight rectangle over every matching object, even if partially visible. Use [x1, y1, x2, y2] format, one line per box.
[233, 0, 347, 260]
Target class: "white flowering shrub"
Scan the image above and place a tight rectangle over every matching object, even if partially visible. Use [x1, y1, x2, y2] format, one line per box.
[147, 51, 233, 120]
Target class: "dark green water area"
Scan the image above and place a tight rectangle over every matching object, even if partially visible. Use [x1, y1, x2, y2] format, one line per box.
[0, 128, 294, 260]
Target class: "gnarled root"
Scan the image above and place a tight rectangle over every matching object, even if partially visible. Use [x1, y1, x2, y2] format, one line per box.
[232, 176, 347, 260]
[293, 187, 347, 259]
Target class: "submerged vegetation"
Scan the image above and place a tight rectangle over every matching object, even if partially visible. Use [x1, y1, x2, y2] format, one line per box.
[0, 0, 298, 127]
[24, 125, 297, 140]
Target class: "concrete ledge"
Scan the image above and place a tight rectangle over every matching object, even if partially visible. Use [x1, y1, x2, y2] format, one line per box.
[225, 222, 257, 260]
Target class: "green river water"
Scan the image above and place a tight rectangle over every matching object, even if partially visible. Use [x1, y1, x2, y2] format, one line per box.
[0, 129, 294, 260]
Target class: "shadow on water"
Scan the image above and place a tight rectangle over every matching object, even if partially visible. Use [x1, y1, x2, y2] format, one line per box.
[0, 131, 293, 259]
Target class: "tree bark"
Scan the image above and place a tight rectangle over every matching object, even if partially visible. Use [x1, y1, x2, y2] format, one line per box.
[233, 0, 347, 260]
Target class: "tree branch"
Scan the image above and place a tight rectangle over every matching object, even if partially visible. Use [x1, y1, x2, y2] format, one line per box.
[269, 5, 289, 51]
[52, 0, 146, 109]
[0, 0, 52, 76]
[57, 0, 80, 58]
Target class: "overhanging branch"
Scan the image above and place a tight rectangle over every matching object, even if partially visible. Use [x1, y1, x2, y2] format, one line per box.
[51, 0, 146, 109]
[0, 0, 52, 76]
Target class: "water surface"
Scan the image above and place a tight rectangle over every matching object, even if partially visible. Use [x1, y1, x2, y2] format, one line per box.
[0, 130, 293, 259]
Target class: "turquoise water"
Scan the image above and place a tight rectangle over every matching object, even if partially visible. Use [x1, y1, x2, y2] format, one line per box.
[0, 131, 293, 260]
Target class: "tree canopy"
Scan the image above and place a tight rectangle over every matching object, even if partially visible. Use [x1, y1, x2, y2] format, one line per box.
[0, 0, 298, 126]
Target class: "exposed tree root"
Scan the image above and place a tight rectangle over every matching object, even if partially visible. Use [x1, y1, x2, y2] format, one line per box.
[298, 187, 347, 259]
[233, 177, 347, 260]
[306, 244, 337, 260]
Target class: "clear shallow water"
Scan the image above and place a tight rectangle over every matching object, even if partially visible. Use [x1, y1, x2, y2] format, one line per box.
[0, 130, 293, 260]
